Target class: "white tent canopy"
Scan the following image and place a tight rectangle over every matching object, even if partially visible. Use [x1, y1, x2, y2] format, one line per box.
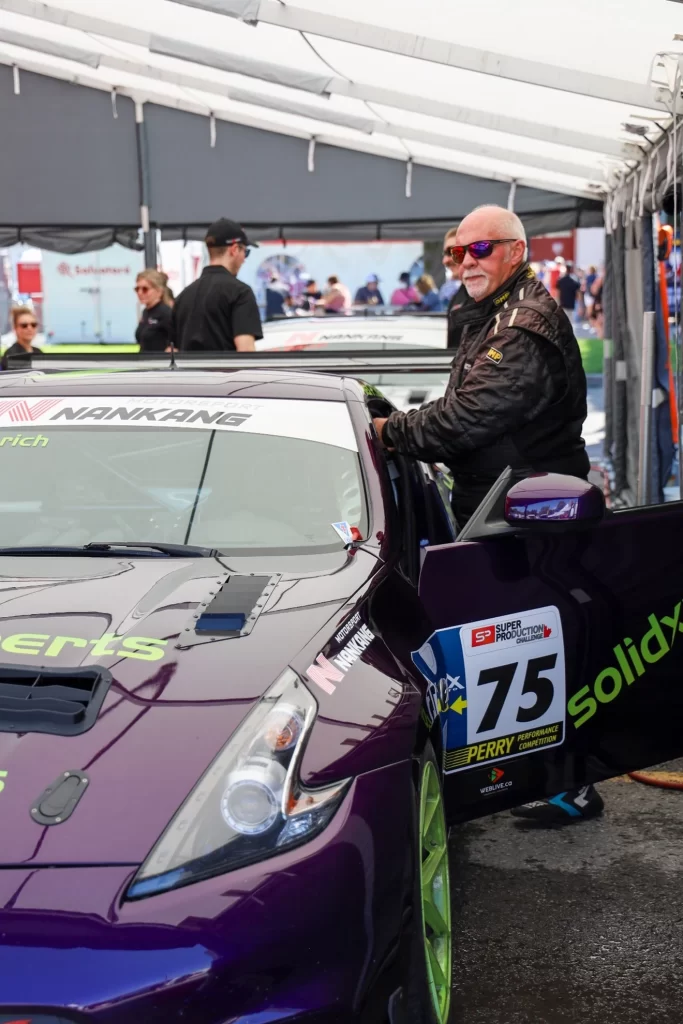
[0, 0, 681, 248]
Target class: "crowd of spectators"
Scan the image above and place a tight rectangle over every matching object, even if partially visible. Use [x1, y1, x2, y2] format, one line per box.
[534, 257, 604, 338]
[263, 268, 456, 320]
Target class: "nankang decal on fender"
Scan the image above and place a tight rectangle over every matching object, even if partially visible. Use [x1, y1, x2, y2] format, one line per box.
[306, 611, 376, 695]
[412, 606, 566, 774]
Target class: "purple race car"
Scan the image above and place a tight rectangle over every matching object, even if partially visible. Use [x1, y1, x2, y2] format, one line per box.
[0, 367, 682, 1024]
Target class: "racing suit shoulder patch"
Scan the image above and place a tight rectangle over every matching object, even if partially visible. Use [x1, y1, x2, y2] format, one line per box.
[486, 347, 503, 364]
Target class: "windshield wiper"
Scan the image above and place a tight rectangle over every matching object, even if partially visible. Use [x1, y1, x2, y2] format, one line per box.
[85, 541, 217, 557]
[0, 542, 217, 558]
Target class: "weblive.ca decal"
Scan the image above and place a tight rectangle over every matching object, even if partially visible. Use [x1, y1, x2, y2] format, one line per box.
[568, 602, 683, 727]
[412, 606, 566, 774]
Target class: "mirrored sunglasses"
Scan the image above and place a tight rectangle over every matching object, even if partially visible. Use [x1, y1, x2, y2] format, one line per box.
[446, 238, 519, 264]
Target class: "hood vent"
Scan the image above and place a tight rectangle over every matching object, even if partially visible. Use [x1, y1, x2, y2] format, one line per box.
[196, 574, 278, 634]
[178, 573, 280, 647]
[0, 663, 112, 736]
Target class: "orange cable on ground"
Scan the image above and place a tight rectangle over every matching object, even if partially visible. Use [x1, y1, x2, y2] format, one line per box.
[628, 770, 683, 789]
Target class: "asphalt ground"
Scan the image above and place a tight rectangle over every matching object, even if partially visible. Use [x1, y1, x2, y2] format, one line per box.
[448, 763, 683, 1024]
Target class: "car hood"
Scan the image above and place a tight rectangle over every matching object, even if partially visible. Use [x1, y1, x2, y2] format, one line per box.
[0, 553, 368, 866]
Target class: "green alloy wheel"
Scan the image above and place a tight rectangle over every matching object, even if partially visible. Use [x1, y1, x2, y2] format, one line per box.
[419, 760, 452, 1023]
[404, 744, 452, 1024]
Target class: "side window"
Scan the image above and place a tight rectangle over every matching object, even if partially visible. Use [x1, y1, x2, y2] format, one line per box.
[387, 454, 421, 585]
[415, 463, 457, 545]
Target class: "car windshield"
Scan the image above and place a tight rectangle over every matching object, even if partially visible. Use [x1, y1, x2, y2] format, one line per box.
[0, 396, 366, 556]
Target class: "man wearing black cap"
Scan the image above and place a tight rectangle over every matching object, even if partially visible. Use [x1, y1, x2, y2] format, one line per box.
[173, 218, 263, 351]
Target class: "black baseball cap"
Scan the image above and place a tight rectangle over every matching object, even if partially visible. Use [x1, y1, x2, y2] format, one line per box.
[205, 218, 258, 249]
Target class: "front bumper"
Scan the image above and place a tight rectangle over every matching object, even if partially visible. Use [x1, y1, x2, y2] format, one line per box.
[0, 760, 413, 1024]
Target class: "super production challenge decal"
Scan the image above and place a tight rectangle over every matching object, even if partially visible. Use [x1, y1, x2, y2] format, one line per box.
[412, 606, 566, 773]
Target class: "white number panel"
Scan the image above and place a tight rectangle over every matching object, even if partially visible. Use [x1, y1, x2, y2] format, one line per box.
[412, 606, 566, 774]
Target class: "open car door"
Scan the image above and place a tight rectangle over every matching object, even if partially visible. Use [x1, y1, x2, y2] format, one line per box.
[414, 471, 683, 823]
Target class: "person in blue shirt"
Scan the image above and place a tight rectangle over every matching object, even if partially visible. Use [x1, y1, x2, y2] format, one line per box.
[354, 273, 385, 306]
[265, 274, 290, 319]
[416, 274, 443, 311]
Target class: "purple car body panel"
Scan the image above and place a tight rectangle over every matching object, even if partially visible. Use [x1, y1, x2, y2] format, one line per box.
[0, 762, 412, 1023]
[0, 552, 381, 865]
[1, 369, 683, 1022]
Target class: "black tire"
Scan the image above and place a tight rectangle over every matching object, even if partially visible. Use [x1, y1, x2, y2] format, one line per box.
[403, 742, 452, 1024]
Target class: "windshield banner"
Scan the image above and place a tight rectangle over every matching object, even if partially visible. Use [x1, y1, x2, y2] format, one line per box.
[0, 396, 358, 450]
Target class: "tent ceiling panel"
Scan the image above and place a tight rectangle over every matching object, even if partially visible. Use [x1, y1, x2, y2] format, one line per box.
[0, 63, 140, 225]
[0, 61, 602, 244]
[143, 102, 601, 224]
[0, 39, 608, 195]
[2, 0, 680, 240]
[0, 0, 667, 184]
[143, 103, 503, 223]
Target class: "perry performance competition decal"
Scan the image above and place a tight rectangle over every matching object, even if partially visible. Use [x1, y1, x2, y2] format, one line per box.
[412, 606, 565, 773]
[0, 397, 358, 451]
[306, 611, 376, 695]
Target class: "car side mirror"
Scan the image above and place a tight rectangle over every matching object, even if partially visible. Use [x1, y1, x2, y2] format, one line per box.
[504, 473, 605, 528]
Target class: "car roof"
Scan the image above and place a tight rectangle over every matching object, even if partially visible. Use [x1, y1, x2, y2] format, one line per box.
[0, 369, 353, 403]
[264, 314, 445, 332]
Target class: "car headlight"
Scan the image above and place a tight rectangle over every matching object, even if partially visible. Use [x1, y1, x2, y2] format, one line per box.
[126, 670, 350, 899]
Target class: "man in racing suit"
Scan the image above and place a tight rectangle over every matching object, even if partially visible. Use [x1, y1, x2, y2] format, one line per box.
[375, 204, 589, 523]
[373, 204, 601, 825]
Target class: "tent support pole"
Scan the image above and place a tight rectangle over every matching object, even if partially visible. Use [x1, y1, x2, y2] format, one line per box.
[135, 101, 156, 268]
[637, 311, 656, 505]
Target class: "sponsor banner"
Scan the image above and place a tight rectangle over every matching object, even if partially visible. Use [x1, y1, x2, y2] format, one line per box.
[0, 397, 358, 451]
[413, 605, 565, 774]
[42, 244, 143, 344]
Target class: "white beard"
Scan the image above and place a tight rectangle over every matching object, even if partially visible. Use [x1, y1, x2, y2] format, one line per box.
[462, 271, 490, 300]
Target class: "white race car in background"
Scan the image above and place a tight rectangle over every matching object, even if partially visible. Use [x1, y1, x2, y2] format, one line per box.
[257, 314, 450, 412]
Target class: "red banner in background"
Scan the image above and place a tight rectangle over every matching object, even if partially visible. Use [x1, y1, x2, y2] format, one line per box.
[17, 262, 42, 295]
[528, 233, 575, 264]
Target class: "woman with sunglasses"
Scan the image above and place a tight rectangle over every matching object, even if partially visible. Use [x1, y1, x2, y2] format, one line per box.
[134, 270, 174, 352]
[1, 306, 43, 371]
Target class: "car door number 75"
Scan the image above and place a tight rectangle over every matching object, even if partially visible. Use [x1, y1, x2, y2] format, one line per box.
[476, 654, 558, 733]
[412, 605, 566, 773]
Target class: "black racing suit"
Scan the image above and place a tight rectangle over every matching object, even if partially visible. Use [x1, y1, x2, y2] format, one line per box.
[383, 262, 590, 525]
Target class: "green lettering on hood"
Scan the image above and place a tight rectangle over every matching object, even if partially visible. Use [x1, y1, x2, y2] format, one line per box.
[0, 632, 169, 662]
